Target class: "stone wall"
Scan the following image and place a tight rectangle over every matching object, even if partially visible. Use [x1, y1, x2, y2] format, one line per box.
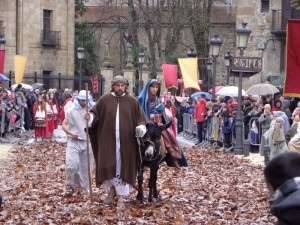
[0, 0, 75, 84]
[236, 0, 282, 90]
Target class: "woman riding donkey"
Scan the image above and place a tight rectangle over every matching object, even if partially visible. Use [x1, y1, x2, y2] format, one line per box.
[138, 79, 188, 169]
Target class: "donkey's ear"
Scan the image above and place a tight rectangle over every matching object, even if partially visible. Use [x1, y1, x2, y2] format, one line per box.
[145, 122, 152, 128]
[159, 121, 172, 131]
[146, 121, 156, 128]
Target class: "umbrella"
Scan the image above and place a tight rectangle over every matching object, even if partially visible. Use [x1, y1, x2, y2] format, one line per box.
[216, 86, 247, 97]
[191, 91, 212, 100]
[11, 83, 32, 90]
[0, 74, 10, 82]
[208, 86, 224, 93]
[246, 83, 279, 96]
[32, 83, 44, 90]
[175, 96, 189, 103]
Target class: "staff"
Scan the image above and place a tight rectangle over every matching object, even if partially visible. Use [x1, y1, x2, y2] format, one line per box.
[85, 83, 93, 203]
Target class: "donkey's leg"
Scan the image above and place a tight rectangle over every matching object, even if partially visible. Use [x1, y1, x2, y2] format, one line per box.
[153, 164, 160, 199]
[136, 165, 144, 203]
[148, 163, 159, 202]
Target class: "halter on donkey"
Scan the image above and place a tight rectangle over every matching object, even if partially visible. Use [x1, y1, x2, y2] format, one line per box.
[136, 121, 172, 203]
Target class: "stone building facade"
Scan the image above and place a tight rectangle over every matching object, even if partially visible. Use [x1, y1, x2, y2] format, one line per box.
[0, 0, 75, 87]
[82, 0, 300, 93]
[235, 0, 283, 90]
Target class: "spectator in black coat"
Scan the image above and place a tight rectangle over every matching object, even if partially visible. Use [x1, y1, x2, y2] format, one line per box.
[175, 99, 189, 134]
[264, 152, 300, 225]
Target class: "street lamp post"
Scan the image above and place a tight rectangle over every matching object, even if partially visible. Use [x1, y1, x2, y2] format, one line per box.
[209, 35, 222, 99]
[0, 37, 6, 50]
[186, 48, 197, 58]
[138, 52, 145, 93]
[224, 52, 232, 85]
[206, 59, 212, 92]
[234, 22, 251, 155]
[77, 47, 85, 90]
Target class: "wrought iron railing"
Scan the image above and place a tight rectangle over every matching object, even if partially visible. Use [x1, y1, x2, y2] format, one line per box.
[41, 30, 61, 47]
[272, 9, 300, 36]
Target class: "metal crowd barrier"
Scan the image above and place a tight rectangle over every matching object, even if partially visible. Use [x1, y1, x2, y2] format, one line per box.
[182, 113, 197, 140]
[181, 112, 253, 151]
[248, 117, 261, 147]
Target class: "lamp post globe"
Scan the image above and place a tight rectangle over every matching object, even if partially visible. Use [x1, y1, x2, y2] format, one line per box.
[206, 59, 212, 92]
[209, 35, 222, 99]
[236, 22, 251, 56]
[138, 52, 145, 93]
[0, 37, 6, 50]
[234, 22, 251, 155]
[224, 52, 231, 67]
[138, 52, 145, 64]
[186, 48, 197, 58]
[224, 52, 232, 85]
[77, 47, 85, 90]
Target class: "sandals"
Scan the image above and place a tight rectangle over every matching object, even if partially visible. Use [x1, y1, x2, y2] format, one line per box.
[117, 200, 125, 209]
[103, 189, 116, 204]
[65, 185, 74, 197]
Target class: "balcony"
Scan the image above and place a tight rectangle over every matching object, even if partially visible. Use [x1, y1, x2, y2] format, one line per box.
[272, 9, 300, 37]
[41, 30, 60, 47]
[0, 27, 4, 38]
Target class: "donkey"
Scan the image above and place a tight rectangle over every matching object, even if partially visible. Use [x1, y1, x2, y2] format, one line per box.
[136, 121, 172, 203]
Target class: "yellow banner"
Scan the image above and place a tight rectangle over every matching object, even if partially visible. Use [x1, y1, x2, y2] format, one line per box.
[178, 58, 200, 90]
[14, 55, 28, 84]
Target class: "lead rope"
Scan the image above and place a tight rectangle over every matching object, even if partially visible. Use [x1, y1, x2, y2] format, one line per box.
[137, 137, 143, 164]
[136, 137, 143, 175]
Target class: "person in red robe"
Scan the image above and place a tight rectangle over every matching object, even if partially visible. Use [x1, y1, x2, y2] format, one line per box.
[49, 92, 59, 129]
[59, 92, 73, 125]
[33, 95, 50, 139]
[43, 94, 54, 135]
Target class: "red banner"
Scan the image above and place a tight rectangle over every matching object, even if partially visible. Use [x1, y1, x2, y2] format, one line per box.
[284, 19, 300, 97]
[91, 75, 99, 93]
[162, 64, 178, 89]
[0, 50, 5, 74]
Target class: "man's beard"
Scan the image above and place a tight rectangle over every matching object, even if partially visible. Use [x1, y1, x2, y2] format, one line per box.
[79, 102, 87, 108]
[114, 89, 124, 97]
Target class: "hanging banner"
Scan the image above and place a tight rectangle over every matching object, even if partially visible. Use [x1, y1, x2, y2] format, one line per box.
[162, 64, 178, 89]
[284, 19, 300, 97]
[0, 50, 5, 74]
[14, 55, 28, 84]
[91, 75, 99, 93]
[178, 58, 200, 90]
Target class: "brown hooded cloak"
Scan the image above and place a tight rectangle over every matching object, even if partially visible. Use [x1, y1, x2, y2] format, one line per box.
[89, 93, 148, 187]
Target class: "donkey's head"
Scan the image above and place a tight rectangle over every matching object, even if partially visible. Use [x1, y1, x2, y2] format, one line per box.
[140, 121, 172, 159]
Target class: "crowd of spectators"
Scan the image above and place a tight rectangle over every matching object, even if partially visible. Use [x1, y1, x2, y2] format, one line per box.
[0, 84, 77, 142]
[171, 92, 300, 162]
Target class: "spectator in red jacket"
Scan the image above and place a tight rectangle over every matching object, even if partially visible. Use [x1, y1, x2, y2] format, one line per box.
[194, 95, 207, 145]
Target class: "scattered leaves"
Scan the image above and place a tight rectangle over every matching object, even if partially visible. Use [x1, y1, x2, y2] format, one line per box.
[0, 140, 276, 224]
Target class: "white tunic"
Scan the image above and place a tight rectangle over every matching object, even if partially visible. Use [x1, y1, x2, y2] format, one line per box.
[103, 96, 133, 196]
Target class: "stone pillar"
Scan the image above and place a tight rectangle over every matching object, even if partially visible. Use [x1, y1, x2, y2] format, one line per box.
[100, 67, 114, 94]
[102, 40, 111, 68]
[123, 69, 135, 96]
[141, 68, 150, 92]
[156, 71, 167, 94]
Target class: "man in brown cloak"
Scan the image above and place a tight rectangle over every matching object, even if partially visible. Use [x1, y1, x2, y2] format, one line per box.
[89, 75, 148, 207]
